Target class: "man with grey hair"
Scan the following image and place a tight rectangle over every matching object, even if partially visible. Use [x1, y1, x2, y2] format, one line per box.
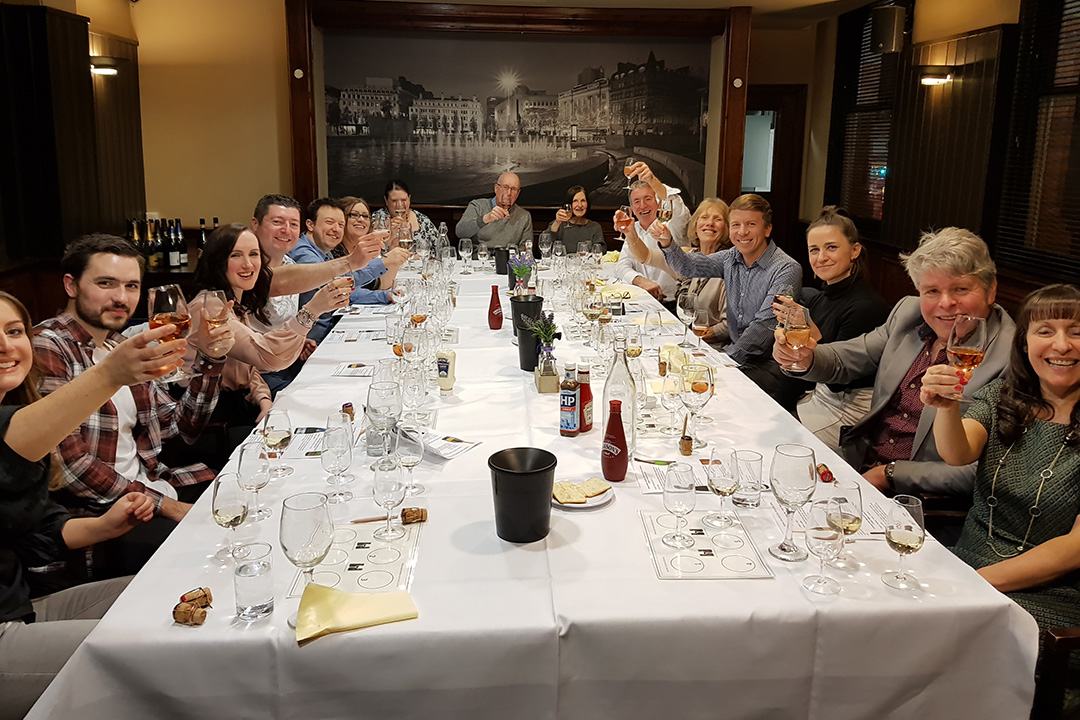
[773, 227, 1015, 496]
[455, 172, 533, 249]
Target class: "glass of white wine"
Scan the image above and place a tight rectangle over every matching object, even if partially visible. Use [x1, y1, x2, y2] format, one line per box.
[625, 325, 644, 359]
[262, 408, 294, 479]
[882, 494, 925, 590]
[211, 471, 248, 562]
[826, 478, 863, 571]
[803, 499, 845, 595]
[782, 304, 813, 372]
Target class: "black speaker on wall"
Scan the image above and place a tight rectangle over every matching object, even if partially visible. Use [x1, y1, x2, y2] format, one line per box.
[871, 5, 905, 54]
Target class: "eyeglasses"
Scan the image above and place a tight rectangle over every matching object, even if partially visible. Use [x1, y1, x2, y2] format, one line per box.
[347, 212, 371, 220]
[495, 184, 521, 194]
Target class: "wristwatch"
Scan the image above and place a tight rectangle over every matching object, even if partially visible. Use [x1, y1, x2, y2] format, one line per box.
[296, 307, 316, 328]
[884, 461, 897, 486]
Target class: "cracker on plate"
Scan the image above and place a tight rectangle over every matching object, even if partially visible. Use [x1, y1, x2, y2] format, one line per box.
[580, 476, 611, 498]
[553, 481, 587, 505]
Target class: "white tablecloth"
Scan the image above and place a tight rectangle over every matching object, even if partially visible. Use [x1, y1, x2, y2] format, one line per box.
[29, 268, 1039, 719]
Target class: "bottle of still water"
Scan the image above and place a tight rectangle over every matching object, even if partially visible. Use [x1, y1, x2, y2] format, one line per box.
[601, 337, 636, 454]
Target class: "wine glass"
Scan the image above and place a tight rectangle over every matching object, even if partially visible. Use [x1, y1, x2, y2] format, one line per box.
[366, 382, 402, 468]
[538, 233, 553, 263]
[676, 294, 696, 348]
[262, 408, 294, 478]
[552, 241, 566, 259]
[768, 443, 817, 562]
[322, 426, 353, 504]
[631, 361, 651, 435]
[826, 478, 863, 571]
[582, 291, 603, 345]
[476, 242, 491, 270]
[781, 304, 813, 372]
[400, 364, 427, 423]
[615, 205, 634, 238]
[395, 423, 425, 496]
[238, 441, 271, 522]
[803, 499, 845, 595]
[201, 289, 232, 356]
[656, 197, 675, 227]
[211, 471, 249, 562]
[882, 495, 925, 590]
[691, 309, 710, 350]
[946, 315, 988, 399]
[702, 447, 739, 530]
[459, 238, 473, 275]
[372, 464, 407, 541]
[661, 463, 696, 549]
[148, 284, 198, 381]
[679, 363, 713, 449]
[625, 325, 644, 360]
[660, 372, 683, 436]
[280, 491, 333, 628]
[623, 156, 636, 189]
[644, 310, 663, 354]
[401, 325, 425, 366]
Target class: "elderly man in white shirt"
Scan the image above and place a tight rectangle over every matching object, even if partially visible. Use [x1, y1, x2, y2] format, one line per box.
[613, 162, 690, 305]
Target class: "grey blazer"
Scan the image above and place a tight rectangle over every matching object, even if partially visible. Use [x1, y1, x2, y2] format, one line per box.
[800, 296, 1016, 496]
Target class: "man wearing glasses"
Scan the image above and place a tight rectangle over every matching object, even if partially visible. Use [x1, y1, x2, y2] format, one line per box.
[455, 172, 533, 249]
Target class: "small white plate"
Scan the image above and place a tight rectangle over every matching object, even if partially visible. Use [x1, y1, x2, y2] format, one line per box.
[552, 488, 615, 511]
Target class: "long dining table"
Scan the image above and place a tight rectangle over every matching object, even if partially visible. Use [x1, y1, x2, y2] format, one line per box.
[29, 262, 1038, 720]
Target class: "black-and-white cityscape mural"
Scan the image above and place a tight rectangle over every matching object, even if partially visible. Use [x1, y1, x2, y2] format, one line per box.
[323, 31, 711, 207]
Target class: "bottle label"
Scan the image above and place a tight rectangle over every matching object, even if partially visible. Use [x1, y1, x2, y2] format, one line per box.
[169, 251, 180, 266]
[492, 306, 501, 317]
[581, 400, 593, 429]
[601, 441, 622, 457]
[437, 357, 450, 378]
[560, 391, 579, 432]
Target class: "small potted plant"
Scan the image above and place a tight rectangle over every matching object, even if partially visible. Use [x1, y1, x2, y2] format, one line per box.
[521, 311, 561, 392]
[508, 253, 534, 295]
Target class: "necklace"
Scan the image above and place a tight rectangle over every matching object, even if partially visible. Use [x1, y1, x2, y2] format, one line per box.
[985, 431, 1070, 558]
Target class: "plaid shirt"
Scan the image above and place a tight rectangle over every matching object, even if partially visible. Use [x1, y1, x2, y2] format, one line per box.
[33, 312, 225, 512]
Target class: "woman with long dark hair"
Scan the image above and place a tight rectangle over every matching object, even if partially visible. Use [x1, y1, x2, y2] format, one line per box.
[186, 223, 349, 424]
[370, 179, 439, 246]
[0, 291, 178, 716]
[923, 284, 1080, 650]
[549, 185, 603, 249]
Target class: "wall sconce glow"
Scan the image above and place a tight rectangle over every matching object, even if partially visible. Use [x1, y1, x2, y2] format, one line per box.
[920, 73, 952, 86]
[89, 56, 120, 76]
[90, 65, 118, 76]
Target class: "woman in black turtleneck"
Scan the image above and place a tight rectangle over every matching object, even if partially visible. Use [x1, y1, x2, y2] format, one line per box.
[781, 207, 889, 449]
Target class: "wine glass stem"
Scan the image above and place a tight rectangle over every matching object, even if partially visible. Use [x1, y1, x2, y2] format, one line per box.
[783, 509, 796, 548]
[697, 333, 702, 350]
[385, 510, 394, 538]
[253, 488, 261, 516]
[406, 466, 414, 489]
[303, 568, 314, 586]
[896, 552, 904, 579]
[818, 555, 827, 582]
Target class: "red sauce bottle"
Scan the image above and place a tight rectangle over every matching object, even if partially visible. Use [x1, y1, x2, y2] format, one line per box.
[488, 285, 503, 329]
[601, 400, 628, 482]
[577, 364, 593, 433]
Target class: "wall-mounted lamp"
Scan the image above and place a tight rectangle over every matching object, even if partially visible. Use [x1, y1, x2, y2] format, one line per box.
[920, 66, 954, 86]
[90, 56, 120, 76]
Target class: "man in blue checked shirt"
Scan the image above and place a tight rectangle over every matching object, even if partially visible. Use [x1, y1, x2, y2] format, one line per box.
[656, 193, 809, 408]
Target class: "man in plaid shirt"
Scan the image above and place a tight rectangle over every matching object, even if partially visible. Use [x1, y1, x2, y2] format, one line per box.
[33, 235, 233, 569]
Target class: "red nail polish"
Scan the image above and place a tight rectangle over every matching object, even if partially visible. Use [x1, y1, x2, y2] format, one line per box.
[955, 385, 964, 392]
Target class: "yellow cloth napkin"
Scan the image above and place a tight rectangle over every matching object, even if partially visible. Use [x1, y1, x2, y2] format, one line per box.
[295, 584, 418, 646]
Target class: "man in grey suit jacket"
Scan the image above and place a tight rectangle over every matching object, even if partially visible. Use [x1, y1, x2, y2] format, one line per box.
[773, 227, 1015, 497]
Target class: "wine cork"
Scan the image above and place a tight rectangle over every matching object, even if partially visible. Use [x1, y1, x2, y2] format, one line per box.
[679, 436, 693, 456]
[179, 587, 213, 608]
[173, 602, 207, 626]
[401, 507, 428, 524]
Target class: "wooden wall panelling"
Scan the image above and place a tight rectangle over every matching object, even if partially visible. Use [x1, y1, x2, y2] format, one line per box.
[719, 6, 751, 203]
[89, 31, 145, 235]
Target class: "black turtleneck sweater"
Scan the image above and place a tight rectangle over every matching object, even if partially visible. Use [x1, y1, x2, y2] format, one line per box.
[802, 272, 890, 392]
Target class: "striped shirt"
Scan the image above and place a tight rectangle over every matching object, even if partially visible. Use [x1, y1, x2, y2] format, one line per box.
[33, 313, 225, 512]
[661, 240, 802, 365]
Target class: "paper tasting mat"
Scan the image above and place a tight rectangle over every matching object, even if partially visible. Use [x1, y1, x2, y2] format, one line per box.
[640, 510, 774, 580]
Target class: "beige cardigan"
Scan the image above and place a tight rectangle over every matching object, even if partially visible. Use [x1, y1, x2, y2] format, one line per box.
[644, 246, 729, 344]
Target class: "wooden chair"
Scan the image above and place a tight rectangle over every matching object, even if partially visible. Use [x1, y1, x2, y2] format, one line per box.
[1032, 627, 1080, 719]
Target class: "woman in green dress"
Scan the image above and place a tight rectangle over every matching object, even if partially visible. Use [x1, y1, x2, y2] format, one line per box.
[921, 283, 1080, 638]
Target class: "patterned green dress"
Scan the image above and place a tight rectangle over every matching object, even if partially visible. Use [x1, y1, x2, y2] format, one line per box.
[952, 379, 1080, 635]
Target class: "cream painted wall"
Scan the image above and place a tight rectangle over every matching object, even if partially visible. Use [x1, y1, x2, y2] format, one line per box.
[75, 0, 135, 41]
[130, 0, 292, 224]
[913, 0, 1020, 44]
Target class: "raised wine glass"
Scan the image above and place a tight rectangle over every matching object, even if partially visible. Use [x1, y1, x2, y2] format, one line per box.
[395, 423, 426, 496]
[882, 494, 925, 590]
[322, 426, 353, 504]
[372, 464, 407, 541]
[238, 441, 271, 522]
[211, 471, 249, 562]
[201, 289, 232, 356]
[803, 499, 845, 595]
[280, 491, 333, 628]
[148, 284, 198, 382]
[623, 156, 636, 189]
[262, 408, 294, 478]
[826, 478, 863, 571]
[768, 443, 817, 562]
[702, 447, 739, 530]
[662, 463, 697, 549]
[781, 304, 813, 372]
[946, 315, 988, 399]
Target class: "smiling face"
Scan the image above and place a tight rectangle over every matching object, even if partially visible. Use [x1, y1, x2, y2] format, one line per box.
[345, 201, 371, 242]
[307, 205, 346, 254]
[386, 189, 410, 215]
[807, 225, 861, 284]
[630, 187, 658, 228]
[65, 253, 142, 335]
[1027, 316, 1080, 398]
[694, 207, 727, 253]
[915, 269, 996, 342]
[571, 191, 588, 218]
[727, 209, 771, 264]
[252, 204, 302, 263]
[226, 231, 262, 299]
[0, 299, 34, 403]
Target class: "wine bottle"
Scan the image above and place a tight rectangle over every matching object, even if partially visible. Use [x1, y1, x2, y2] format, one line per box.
[176, 217, 188, 267]
[601, 399, 628, 482]
[168, 220, 181, 268]
[212, 216, 219, 229]
[199, 218, 208, 258]
[601, 336, 637, 455]
[150, 220, 164, 271]
[487, 285, 503, 330]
